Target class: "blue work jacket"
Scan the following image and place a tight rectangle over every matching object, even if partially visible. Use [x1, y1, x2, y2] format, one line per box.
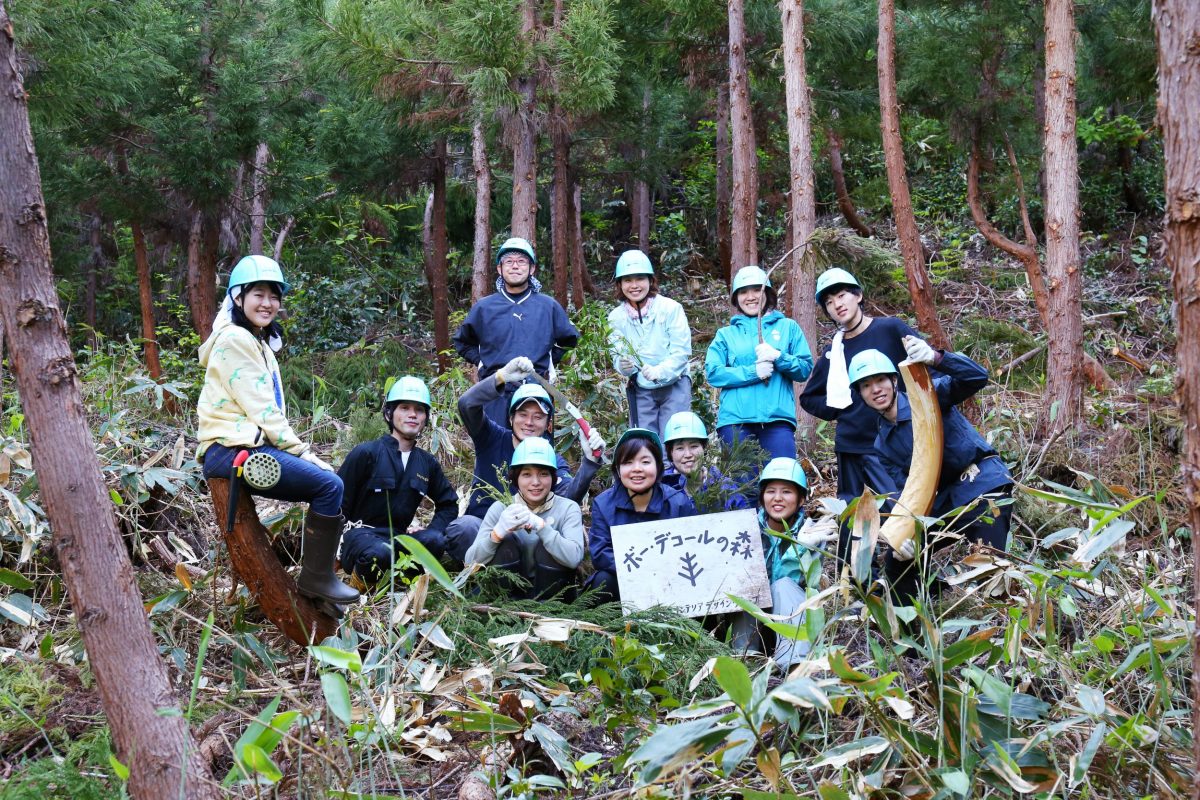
[588, 482, 698, 576]
[874, 352, 1013, 516]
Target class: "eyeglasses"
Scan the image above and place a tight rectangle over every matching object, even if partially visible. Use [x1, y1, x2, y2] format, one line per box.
[500, 256, 531, 266]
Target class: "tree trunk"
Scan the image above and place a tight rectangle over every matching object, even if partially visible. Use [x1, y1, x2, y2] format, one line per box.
[424, 139, 451, 372]
[572, 181, 595, 298]
[0, 9, 218, 796]
[779, 0, 818, 350]
[728, 0, 758, 274]
[1150, 8, 1200, 796]
[1041, 0, 1084, 434]
[185, 208, 217, 338]
[827, 127, 874, 237]
[877, 0, 949, 349]
[510, 1, 539, 242]
[248, 140, 270, 255]
[550, 118, 571, 309]
[472, 118, 493, 303]
[132, 221, 164, 382]
[568, 179, 587, 308]
[633, 87, 652, 249]
[84, 213, 101, 349]
[715, 77, 733, 279]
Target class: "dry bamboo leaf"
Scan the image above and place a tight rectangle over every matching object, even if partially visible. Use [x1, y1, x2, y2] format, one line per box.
[175, 562, 193, 591]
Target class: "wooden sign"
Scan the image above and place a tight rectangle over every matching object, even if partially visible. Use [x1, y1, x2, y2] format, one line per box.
[610, 508, 772, 617]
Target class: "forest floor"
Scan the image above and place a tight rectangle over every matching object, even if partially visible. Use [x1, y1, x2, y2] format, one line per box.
[0, 226, 1191, 799]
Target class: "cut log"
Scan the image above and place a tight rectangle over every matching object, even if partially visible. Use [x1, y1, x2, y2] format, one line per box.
[207, 478, 338, 646]
[880, 362, 943, 549]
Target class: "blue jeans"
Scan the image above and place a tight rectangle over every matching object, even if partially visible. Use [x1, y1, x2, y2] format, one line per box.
[717, 422, 797, 462]
[201, 444, 344, 516]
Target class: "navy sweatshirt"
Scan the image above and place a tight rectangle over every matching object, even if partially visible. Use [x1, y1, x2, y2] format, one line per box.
[799, 316, 918, 454]
[453, 285, 579, 379]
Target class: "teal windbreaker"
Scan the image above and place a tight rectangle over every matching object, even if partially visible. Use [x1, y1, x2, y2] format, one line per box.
[704, 310, 813, 428]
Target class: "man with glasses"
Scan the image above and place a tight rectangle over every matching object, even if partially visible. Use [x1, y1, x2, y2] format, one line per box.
[453, 237, 580, 424]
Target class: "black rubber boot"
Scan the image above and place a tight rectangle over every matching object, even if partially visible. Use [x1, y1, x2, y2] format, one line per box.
[297, 510, 361, 605]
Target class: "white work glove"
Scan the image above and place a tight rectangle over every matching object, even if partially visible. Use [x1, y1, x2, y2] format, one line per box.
[639, 364, 663, 383]
[300, 450, 334, 472]
[891, 538, 917, 561]
[755, 342, 781, 363]
[498, 503, 531, 533]
[755, 359, 775, 381]
[902, 335, 937, 365]
[581, 427, 606, 463]
[618, 355, 638, 374]
[498, 356, 535, 384]
[526, 512, 546, 532]
[795, 516, 839, 549]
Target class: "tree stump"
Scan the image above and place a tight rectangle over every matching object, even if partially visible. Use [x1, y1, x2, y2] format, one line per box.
[207, 478, 338, 646]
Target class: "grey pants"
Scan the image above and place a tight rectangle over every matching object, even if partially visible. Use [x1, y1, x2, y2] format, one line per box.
[629, 375, 693, 441]
[446, 515, 483, 566]
[730, 577, 810, 668]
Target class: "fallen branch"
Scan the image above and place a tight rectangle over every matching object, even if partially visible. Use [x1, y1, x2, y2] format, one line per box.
[995, 342, 1047, 377]
[1110, 346, 1148, 372]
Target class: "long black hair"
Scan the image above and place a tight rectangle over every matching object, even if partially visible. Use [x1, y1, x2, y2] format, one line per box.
[231, 281, 286, 345]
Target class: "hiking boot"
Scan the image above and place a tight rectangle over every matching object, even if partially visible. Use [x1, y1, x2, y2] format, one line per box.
[297, 510, 361, 605]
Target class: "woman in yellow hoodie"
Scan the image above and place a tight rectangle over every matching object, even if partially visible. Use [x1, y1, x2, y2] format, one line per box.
[196, 255, 359, 607]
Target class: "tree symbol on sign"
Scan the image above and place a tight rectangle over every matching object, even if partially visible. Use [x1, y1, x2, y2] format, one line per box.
[677, 552, 704, 586]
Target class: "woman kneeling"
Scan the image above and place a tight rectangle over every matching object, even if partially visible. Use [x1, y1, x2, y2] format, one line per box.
[465, 437, 585, 599]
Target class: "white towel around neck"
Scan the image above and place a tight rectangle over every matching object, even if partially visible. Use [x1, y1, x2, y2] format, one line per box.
[826, 330, 852, 409]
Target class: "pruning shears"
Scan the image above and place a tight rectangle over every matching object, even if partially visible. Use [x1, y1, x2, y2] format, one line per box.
[529, 373, 605, 462]
[224, 450, 282, 533]
[225, 450, 251, 534]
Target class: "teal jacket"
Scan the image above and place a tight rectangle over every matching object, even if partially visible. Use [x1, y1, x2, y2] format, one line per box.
[759, 509, 821, 588]
[704, 311, 813, 428]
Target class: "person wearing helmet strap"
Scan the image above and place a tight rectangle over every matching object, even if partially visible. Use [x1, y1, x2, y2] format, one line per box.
[704, 266, 814, 479]
[799, 267, 923, 567]
[849, 346, 1013, 606]
[660, 411, 749, 512]
[729, 458, 839, 670]
[585, 428, 698, 603]
[464, 437, 586, 599]
[337, 377, 459, 585]
[444, 361, 605, 565]
[607, 250, 694, 439]
[197, 256, 358, 607]
[453, 237, 580, 425]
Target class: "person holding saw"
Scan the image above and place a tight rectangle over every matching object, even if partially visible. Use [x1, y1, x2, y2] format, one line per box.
[196, 255, 359, 608]
[444, 356, 605, 566]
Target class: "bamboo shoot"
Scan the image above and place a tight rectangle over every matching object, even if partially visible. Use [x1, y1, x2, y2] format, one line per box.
[880, 362, 943, 549]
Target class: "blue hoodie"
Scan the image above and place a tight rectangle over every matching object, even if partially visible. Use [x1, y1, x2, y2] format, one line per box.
[704, 310, 813, 428]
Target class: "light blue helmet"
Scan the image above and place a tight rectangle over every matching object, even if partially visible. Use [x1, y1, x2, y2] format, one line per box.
[508, 382, 553, 419]
[510, 437, 559, 474]
[496, 237, 537, 266]
[615, 250, 654, 279]
[386, 376, 431, 409]
[228, 255, 290, 295]
[758, 457, 809, 493]
[847, 349, 898, 386]
[815, 267, 861, 304]
[730, 265, 770, 302]
[663, 412, 708, 445]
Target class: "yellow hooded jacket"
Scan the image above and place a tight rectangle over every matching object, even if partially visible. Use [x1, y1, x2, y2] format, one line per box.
[196, 315, 306, 460]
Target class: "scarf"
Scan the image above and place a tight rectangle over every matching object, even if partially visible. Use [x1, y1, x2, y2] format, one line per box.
[217, 289, 283, 353]
[513, 492, 555, 517]
[494, 274, 544, 298]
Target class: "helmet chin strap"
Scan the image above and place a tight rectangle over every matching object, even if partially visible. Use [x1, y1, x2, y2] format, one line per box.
[840, 306, 866, 334]
[884, 376, 899, 415]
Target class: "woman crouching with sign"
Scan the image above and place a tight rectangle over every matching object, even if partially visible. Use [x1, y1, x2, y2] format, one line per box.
[847, 344, 1013, 606]
[586, 428, 698, 603]
[731, 458, 838, 669]
[464, 437, 585, 599]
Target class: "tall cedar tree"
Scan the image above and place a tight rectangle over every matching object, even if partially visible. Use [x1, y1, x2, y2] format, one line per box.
[0, 6, 217, 796]
[728, 0, 758, 277]
[1150, 3, 1200, 793]
[877, 0, 949, 349]
[1041, 0, 1085, 433]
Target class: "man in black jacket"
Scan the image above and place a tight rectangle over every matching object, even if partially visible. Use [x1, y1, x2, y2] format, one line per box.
[339, 376, 458, 585]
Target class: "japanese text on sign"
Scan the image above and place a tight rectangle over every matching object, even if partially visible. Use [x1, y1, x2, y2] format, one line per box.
[610, 509, 772, 617]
